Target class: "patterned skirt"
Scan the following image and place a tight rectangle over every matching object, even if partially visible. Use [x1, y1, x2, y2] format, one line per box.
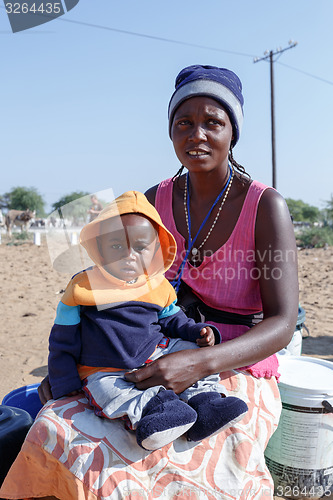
[0, 370, 281, 500]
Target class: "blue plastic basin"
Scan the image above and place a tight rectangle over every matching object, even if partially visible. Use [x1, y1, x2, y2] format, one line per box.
[2, 383, 43, 419]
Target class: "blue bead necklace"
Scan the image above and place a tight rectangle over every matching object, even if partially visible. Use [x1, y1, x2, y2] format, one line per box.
[171, 165, 234, 292]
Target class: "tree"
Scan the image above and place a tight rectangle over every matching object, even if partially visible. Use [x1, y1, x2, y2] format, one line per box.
[0, 193, 10, 210]
[51, 191, 90, 224]
[1, 187, 46, 216]
[51, 191, 89, 212]
[325, 195, 333, 222]
[321, 194, 333, 226]
[285, 198, 320, 223]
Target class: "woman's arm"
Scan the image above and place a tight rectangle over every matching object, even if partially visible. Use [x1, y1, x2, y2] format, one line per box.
[126, 188, 299, 393]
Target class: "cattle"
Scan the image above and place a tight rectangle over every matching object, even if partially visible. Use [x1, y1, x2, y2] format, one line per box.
[5, 209, 35, 237]
[30, 218, 46, 228]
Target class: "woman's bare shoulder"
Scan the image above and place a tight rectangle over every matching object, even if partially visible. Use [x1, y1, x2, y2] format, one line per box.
[256, 187, 294, 243]
[258, 187, 291, 219]
[144, 184, 159, 207]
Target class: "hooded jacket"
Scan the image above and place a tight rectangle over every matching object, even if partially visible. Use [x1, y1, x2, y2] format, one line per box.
[48, 191, 221, 399]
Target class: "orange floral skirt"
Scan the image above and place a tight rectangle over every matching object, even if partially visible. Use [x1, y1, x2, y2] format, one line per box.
[0, 370, 281, 500]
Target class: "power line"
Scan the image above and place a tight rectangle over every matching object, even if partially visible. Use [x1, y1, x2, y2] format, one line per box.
[2, 4, 333, 87]
[36, 18, 333, 86]
[0, 4, 255, 56]
[57, 17, 256, 58]
[276, 61, 333, 86]
[0, 5, 256, 56]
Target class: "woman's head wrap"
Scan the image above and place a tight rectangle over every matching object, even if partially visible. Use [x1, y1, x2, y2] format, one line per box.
[168, 65, 244, 147]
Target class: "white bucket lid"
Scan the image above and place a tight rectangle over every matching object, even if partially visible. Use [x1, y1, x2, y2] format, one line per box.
[277, 355, 333, 396]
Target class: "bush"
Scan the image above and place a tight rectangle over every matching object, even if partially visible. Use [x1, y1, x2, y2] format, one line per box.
[13, 231, 32, 240]
[1, 187, 46, 217]
[285, 198, 321, 223]
[5, 231, 33, 246]
[296, 226, 333, 248]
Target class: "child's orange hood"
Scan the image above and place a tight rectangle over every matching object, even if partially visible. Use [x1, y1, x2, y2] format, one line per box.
[80, 191, 176, 277]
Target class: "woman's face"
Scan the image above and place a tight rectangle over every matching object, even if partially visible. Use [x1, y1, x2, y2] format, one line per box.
[171, 96, 233, 173]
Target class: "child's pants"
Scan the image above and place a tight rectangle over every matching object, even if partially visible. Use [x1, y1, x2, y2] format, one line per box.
[83, 338, 226, 429]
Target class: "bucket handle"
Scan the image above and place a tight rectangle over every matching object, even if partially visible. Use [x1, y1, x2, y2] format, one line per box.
[322, 400, 333, 413]
[301, 323, 310, 338]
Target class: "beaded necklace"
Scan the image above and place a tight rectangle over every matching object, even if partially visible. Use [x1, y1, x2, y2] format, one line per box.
[184, 166, 234, 259]
[171, 165, 234, 292]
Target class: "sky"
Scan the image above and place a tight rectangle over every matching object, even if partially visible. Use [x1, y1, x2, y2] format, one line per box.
[1, 0, 333, 213]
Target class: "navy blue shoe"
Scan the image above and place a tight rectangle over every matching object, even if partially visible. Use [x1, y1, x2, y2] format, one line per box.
[136, 390, 197, 451]
[186, 392, 248, 442]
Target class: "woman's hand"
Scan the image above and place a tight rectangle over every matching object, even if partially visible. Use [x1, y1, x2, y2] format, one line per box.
[37, 375, 53, 405]
[196, 326, 215, 347]
[125, 349, 207, 394]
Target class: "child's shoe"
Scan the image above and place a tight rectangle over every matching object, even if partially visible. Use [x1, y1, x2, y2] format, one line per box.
[186, 392, 248, 442]
[136, 390, 197, 451]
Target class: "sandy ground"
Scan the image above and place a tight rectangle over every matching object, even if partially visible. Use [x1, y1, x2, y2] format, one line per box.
[0, 235, 71, 400]
[0, 235, 332, 400]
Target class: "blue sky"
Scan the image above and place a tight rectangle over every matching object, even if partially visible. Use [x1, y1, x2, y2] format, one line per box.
[1, 0, 332, 213]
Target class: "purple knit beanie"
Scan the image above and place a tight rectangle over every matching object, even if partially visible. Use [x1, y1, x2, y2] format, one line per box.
[168, 65, 244, 147]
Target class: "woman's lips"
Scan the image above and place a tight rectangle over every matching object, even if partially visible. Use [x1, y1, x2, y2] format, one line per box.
[187, 150, 210, 157]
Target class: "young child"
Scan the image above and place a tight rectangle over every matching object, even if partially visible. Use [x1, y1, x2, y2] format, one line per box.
[48, 191, 248, 451]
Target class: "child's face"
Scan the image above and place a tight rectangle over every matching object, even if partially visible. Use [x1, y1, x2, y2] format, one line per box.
[98, 214, 158, 281]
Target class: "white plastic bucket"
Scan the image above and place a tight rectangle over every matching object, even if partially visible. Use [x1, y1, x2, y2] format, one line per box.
[283, 329, 303, 356]
[265, 355, 333, 498]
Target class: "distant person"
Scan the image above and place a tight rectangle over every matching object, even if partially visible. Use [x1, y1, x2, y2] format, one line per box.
[48, 191, 248, 451]
[87, 194, 103, 222]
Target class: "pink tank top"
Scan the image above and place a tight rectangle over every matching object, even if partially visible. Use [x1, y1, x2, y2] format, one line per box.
[156, 178, 279, 379]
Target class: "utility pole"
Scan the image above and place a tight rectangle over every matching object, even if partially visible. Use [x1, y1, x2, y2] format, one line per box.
[254, 41, 297, 189]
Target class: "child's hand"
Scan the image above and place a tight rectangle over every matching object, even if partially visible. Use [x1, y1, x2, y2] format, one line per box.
[196, 327, 215, 347]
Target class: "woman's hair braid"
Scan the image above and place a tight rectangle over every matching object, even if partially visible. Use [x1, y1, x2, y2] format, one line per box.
[228, 148, 251, 182]
[172, 165, 185, 182]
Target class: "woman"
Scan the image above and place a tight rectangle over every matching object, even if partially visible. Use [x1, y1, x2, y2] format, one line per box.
[126, 64, 298, 390]
[0, 65, 298, 500]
